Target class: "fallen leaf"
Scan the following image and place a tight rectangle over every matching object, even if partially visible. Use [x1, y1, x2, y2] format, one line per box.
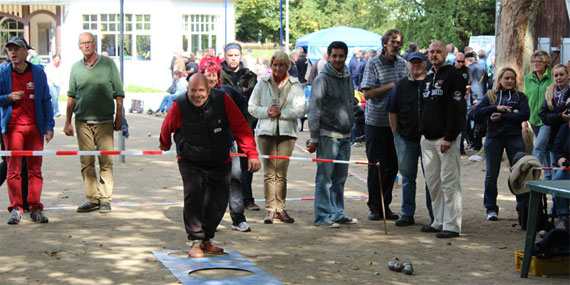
[68, 235, 72, 238]
[306, 275, 315, 280]
[446, 242, 452, 246]
[61, 196, 68, 199]
[498, 246, 506, 249]
[368, 262, 373, 266]
[351, 267, 360, 270]
[334, 261, 343, 265]
[99, 244, 103, 247]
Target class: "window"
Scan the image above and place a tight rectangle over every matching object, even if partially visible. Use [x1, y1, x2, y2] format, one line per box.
[0, 18, 24, 57]
[182, 15, 217, 53]
[81, 14, 151, 60]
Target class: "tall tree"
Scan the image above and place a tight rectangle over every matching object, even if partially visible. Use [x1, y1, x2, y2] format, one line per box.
[495, 0, 544, 85]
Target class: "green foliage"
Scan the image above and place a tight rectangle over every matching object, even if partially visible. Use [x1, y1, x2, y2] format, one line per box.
[236, 0, 496, 50]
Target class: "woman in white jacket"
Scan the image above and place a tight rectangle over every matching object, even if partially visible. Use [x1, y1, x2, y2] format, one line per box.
[248, 51, 306, 224]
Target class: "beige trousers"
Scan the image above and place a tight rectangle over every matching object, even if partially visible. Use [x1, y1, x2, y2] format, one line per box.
[76, 120, 115, 203]
[257, 135, 296, 211]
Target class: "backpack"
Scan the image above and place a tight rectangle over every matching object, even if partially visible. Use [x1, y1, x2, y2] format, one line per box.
[516, 192, 554, 232]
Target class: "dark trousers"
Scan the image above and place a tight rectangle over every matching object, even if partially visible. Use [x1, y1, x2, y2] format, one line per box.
[365, 125, 398, 213]
[178, 160, 231, 241]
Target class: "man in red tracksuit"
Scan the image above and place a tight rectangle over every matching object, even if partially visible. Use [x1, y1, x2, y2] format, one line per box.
[159, 73, 260, 258]
[0, 37, 55, 225]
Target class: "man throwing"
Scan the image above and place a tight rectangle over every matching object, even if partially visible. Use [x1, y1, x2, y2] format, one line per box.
[65, 32, 124, 213]
[160, 74, 260, 258]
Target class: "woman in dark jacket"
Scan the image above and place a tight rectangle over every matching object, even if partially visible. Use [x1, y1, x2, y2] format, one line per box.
[473, 67, 530, 221]
[539, 64, 570, 231]
[538, 64, 570, 149]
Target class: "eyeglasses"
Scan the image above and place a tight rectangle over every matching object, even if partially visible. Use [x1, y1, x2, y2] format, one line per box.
[531, 60, 544, 64]
[456, 60, 465, 63]
[389, 40, 403, 46]
[79, 41, 94, 46]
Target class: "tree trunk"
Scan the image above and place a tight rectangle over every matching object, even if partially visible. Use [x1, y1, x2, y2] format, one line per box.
[495, 0, 544, 87]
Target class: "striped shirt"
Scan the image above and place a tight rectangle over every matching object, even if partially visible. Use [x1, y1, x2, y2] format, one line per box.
[361, 54, 408, 127]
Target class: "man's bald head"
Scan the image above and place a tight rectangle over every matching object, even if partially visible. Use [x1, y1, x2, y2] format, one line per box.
[428, 40, 447, 70]
[187, 73, 210, 107]
[454, 52, 465, 69]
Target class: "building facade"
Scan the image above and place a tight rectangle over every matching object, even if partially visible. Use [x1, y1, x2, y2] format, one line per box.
[1, 0, 236, 89]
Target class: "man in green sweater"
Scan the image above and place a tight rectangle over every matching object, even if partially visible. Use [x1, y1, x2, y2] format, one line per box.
[64, 32, 124, 213]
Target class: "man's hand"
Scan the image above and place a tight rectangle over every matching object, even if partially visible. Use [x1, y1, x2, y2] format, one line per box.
[248, 158, 261, 172]
[440, 140, 452, 153]
[558, 157, 569, 168]
[159, 144, 170, 151]
[8, 91, 23, 102]
[307, 142, 317, 153]
[64, 121, 74, 136]
[114, 113, 123, 131]
[45, 130, 54, 143]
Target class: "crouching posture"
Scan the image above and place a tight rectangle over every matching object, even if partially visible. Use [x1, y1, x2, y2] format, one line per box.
[159, 74, 260, 258]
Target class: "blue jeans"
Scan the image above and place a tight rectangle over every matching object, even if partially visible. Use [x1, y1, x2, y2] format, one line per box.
[553, 170, 570, 216]
[49, 84, 60, 115]
[229, 144, 246, 225]
[484, 135, 525, 213]
[394, 132, 433, 218]
[532, 125, 554, 180]
[158, 94, 176, 112]
[314, 136, 351, 225]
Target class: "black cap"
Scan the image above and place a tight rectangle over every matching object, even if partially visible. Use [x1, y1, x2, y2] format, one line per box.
[5, 37, 33, 50]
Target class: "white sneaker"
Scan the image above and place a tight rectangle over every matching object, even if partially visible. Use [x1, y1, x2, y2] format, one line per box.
[318, 221, 340, 228]
[7, 208, 22, 225]
[231, 221, 251, 232]
[487, 211, 498, 221]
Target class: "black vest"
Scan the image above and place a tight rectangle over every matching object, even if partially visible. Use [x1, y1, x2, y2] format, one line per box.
[173, 89, 231, 165]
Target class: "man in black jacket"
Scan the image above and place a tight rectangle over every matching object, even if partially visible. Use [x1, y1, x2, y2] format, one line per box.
[419, 40, 466, 238]
[385, 52, 434, 227]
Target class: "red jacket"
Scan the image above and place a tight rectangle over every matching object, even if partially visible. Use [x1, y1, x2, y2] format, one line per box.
[160, 93, 258, 161]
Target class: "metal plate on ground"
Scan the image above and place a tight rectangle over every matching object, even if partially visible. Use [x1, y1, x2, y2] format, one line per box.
[152, 250, 281, 285]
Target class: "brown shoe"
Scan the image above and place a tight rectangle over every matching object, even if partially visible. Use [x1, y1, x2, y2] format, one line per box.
[276, 210, 295, 223]
[246, 203, 260, 211]
[264, 210, 275, 224]
[189, 241, 204, 258]
[201, 240, 224, 254]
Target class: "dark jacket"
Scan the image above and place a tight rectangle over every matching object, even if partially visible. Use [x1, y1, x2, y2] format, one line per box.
[419, 64, 466, 141]
[296, 55, 309, 84]
[473, 90, 530, 139]
[538, 87, 570, 144]
[220, 61, 257, 99]
[173, 89, 231, 167]
[386, 74, 423, 143]
[552, 122, 569, 164]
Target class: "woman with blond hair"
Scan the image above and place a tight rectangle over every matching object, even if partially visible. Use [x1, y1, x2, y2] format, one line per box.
[524, 50, 553, 179]
[248, 51, 306, 224]
[538, 63, 570, 229]
[473, 67, 530, 221]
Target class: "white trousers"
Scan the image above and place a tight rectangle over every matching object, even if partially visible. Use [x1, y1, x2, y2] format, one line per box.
[420, 135, 462, 233]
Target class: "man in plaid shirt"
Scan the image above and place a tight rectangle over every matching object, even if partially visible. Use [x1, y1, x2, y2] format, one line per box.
[360, 29, 408, 222]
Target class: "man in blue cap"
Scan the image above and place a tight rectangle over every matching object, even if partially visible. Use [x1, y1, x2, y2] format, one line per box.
[385, 51, 434, 227]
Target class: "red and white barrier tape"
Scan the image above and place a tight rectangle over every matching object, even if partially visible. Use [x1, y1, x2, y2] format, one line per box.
[0, 150, 378, 166]
[534, 167, 570, 171]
